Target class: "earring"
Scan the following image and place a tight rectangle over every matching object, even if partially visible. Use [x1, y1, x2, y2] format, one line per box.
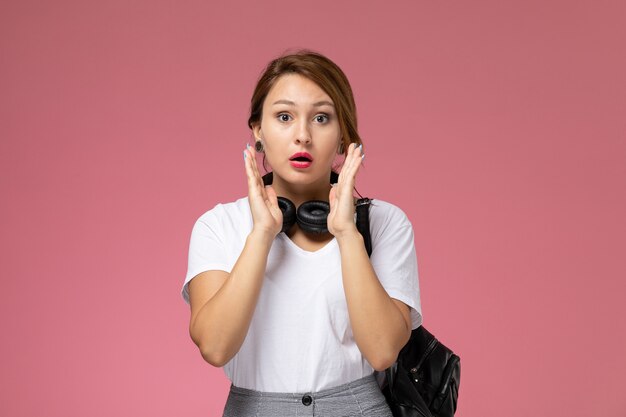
[255, 140, 264, 153]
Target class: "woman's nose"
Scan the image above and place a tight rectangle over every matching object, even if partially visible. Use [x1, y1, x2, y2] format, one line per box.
[295, 120, 312, 145]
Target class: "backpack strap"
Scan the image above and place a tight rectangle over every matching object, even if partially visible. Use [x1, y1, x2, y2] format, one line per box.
[355, 197, 372, 257]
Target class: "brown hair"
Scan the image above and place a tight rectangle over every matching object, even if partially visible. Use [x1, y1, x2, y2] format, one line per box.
[248, 49, 362, 157]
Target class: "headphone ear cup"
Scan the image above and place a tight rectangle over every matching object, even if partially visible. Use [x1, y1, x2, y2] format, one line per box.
[277, 197, 297, 233]
[296, 200, 330, 234]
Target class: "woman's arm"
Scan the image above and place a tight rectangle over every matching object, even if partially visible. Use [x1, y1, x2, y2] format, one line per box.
[328, 143, 412, 371]
[188, 229, 274, 367]
[188, 145, 282, 367]
[335, 230, 412, 371]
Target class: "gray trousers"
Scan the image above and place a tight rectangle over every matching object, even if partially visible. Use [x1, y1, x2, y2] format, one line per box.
[223, 373, 393, 417]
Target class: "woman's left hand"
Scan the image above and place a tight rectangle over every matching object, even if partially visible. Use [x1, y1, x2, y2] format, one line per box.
[327, 143, 364, 238]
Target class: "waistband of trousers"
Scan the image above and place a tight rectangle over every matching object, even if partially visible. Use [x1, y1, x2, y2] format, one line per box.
[228, 373, 378, 399]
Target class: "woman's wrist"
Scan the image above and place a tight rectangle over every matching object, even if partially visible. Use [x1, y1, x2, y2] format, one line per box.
[248, 228, 277, 246]
[334, 225, 362, 246]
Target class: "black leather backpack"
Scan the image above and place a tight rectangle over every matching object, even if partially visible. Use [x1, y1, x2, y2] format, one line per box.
[355, 198, 461, 417]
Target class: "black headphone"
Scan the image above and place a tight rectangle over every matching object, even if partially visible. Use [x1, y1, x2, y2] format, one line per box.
[262, 171, 339, 234]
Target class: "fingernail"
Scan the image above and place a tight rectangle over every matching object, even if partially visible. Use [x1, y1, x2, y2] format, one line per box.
[246, 143, 250, 150]
[361, 153, 365, 160]
[358, 144, 362, 152]
[243, 150, 247, 160]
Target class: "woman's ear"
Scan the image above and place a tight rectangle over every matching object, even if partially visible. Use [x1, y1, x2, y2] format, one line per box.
[337, 138, 345, 155]
[252, 123, 263, 141]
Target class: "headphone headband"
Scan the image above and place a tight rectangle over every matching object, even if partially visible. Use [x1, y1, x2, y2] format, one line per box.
[261, 171, 339, 187]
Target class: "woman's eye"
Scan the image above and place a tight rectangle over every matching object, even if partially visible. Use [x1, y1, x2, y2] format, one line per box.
[315, 114, 329, 123]
[278, 113, 291, 122]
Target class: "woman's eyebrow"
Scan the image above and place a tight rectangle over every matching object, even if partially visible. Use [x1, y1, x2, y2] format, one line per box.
[272, 99, 335, 107]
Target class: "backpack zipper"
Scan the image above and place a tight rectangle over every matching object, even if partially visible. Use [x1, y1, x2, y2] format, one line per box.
[410, 336, 439, 380]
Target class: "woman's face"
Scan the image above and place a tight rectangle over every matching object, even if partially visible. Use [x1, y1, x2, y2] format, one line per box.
[253, 73, 341, 188]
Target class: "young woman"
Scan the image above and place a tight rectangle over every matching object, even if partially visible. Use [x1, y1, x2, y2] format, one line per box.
[181, 50, 422, 417]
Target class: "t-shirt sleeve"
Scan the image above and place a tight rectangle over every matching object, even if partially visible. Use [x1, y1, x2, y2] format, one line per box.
[369, 202, 423, 329]
[181, 207, 233, 305]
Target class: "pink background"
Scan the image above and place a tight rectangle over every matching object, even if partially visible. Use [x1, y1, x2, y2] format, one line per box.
[2, 1, 625, 416]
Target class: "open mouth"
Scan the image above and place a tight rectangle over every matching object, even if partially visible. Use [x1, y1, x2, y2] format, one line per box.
[289, 152, 313, 162]
[289, 152, 313, 168]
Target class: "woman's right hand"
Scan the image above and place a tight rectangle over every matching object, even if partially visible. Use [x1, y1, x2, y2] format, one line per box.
[244, 144, 283, 238]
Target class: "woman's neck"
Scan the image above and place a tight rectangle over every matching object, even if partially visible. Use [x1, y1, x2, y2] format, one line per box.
[270, 173, 332, 208]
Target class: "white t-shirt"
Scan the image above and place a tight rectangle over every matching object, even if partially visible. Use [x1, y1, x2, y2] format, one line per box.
[181, 196, 422, 393]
